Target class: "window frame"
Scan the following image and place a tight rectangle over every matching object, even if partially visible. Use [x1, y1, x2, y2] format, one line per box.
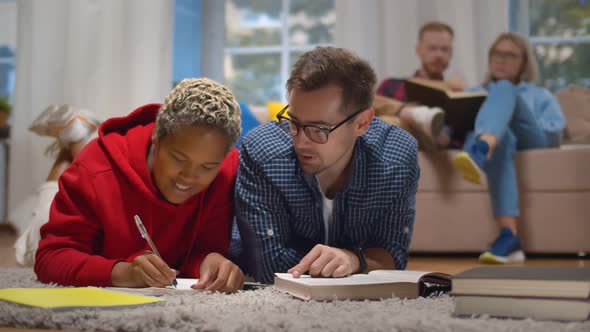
[509, 0, 590, 89]
[223, 0, 333, 104]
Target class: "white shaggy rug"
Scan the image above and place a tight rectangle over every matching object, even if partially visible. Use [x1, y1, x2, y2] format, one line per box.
[0, 267, 588, 332]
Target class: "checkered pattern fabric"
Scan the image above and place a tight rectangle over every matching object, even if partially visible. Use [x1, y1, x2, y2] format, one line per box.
[234, 118, 419, 283]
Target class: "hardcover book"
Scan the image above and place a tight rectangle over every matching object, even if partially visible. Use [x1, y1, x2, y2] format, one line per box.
[274, 270, 451, 301]
[452, 266, 590, 298]
[405, 77, 487, 136]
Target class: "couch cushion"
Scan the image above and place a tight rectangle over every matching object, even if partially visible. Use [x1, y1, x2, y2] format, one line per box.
[556, 85, 590, 144]
[418, 146, 590, 192]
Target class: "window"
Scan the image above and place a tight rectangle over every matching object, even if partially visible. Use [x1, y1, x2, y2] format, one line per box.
[0, 0, 16, 103]
[0, 46, 14, 103]
[224, 0, 335, 106]
[511, 0, 590, 91]
[173, 0, 202, 87]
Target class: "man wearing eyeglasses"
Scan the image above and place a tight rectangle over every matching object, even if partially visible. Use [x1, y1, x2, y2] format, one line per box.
[233, 47, 419, 284]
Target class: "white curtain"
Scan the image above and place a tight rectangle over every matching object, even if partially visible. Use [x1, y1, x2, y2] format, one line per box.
[8, 0, 173, 228]
[335, 0, 509, 87]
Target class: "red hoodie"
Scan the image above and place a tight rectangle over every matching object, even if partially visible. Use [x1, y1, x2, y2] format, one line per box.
[34, 104, 239, 286]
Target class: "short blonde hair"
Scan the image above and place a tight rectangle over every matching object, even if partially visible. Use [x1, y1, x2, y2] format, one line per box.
[483, 32, 538, 85]
[418, 22, 454, 40]
[156, 78, 242, 149]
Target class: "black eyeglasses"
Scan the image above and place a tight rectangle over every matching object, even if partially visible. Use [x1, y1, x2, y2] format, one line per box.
[491, 50, 521, 61]
[276, 105, 365, 144]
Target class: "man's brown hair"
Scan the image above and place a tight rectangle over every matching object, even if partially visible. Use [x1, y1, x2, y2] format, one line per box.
[286, 47, 377, 114]
[418, 21, 454, 40]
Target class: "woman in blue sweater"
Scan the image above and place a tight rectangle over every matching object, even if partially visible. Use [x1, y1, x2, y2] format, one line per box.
[453, 32, 566, 264]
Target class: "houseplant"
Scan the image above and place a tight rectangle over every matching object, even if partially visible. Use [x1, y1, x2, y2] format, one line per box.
[0, 96, 11, 128]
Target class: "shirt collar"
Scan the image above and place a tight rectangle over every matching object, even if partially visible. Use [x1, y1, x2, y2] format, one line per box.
[297, 138, 367, 194]
[414, 69, 444, 81]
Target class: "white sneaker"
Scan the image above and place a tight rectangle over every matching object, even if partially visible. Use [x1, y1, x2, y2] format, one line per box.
[410, 106, 445, 139]
[29, 104, 70, 137]
[30, 105, 100, 142]
[407, 106, 445, 150]
[29, 104, 101, 155]
[57, 107, 101, 145]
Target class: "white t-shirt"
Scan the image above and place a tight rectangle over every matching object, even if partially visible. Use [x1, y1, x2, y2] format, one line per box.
[321, 193, 334, 245]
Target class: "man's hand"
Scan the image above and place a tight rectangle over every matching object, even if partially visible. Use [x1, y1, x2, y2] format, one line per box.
[446, 76, 466, 91]
[288, 244, 360, 278]
[111, 251, 177, 288]
[192, 253, 244, 293]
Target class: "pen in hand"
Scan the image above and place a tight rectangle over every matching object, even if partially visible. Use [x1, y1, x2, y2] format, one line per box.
[134, 214, 178, 288]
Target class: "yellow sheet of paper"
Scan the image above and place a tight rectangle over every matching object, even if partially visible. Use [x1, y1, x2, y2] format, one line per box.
[0, 287, 163, 309]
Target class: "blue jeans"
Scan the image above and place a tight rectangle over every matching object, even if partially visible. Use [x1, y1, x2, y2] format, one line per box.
[464, 80, 549, 217]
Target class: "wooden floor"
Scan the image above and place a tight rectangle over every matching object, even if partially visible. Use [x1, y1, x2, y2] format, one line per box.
[407, 254, 587, 275]
[0, 231, 17, 268]
[0, 232, 587, 273]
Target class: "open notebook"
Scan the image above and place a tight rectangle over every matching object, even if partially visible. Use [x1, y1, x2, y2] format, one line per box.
[0, 287, 163, 310]
[108, 278, 269, 296]
[274, 270, 451, 301]
[107, 278, 200, 296]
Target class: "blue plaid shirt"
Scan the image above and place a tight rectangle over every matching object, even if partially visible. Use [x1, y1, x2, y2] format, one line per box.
[233, 118, 419, 283]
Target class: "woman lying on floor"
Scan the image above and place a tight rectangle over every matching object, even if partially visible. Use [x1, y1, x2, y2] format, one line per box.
[33, 78, 245, 292]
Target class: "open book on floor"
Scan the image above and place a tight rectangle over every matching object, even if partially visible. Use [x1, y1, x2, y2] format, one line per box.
[107, 278, 200, 296]
[405, 77, 487, 136]
[108, 278, 269, 296]
[274, 270, 451, 301]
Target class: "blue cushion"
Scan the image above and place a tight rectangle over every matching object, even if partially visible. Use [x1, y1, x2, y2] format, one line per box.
[237, 102, 261, 148]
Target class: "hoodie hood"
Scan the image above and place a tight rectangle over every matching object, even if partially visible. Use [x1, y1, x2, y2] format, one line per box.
[97, 103, 178, 204]
[35, 102, 239, 285]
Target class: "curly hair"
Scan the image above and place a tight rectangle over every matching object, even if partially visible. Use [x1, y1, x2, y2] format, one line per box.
[286, 47, 377, 115]
[155, 78, 242, 149]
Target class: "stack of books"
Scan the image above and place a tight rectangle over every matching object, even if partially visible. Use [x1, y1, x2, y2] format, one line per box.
[452, 266, 590, 321]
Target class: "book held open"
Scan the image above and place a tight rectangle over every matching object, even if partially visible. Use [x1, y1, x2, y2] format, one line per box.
[405, 77, 487, 136]
[274, 270, 451, 301]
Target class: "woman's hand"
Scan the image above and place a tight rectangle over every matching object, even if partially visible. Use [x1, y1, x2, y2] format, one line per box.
[111, 251, 177, 288]
[192, 253, 244, 293]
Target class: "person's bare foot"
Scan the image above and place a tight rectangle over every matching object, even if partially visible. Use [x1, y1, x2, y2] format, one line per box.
[47, 149, 72, 181]
[70, 139, 88, 158]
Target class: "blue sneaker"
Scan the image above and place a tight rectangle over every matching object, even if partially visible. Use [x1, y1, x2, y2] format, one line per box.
[479, 227, 526, 264]
[452, 139, 489, 184]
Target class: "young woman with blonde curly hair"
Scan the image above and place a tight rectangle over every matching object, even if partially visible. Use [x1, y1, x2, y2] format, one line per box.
[34, 78, 245, 292]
